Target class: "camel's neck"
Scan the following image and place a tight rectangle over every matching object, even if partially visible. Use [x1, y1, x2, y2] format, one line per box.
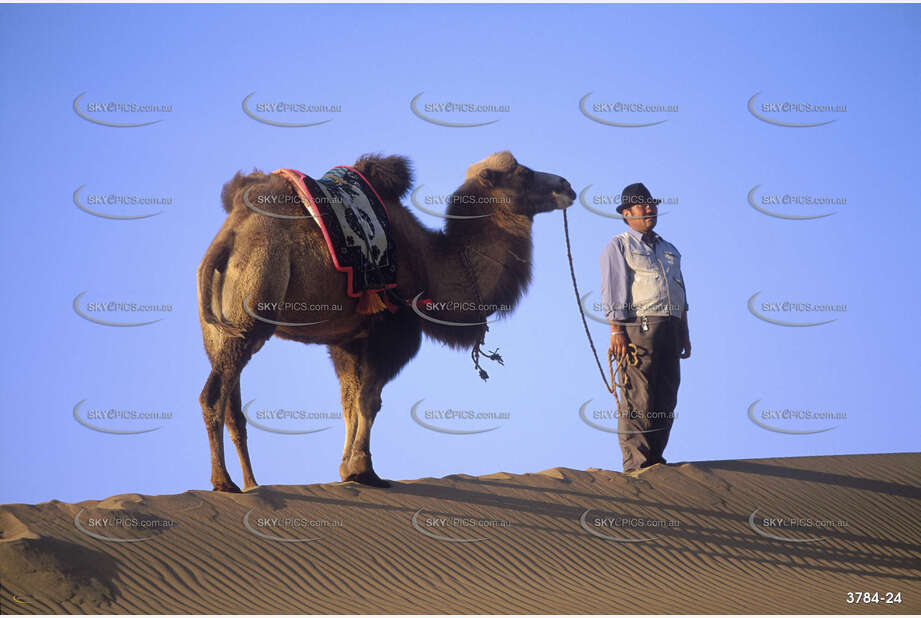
[408, 190, 535, 349]
[443, 225, 533, 313]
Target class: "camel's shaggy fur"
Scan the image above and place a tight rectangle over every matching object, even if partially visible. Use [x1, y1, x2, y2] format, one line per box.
[197, 152, 575, 491]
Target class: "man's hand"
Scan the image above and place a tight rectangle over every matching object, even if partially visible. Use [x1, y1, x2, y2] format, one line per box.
[678, 309, 691, 358]
[609, 331, 629, 360]
[679, 334, 691, 359]
[679, 310, 691, 359]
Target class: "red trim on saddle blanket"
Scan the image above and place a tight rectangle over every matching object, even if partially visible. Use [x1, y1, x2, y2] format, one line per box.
[272, 167, 399, 314]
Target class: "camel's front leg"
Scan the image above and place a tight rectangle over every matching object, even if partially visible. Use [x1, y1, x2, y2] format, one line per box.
[343, 379, 389, 487]
[330, 311, 421, 487]
[330, 342, 388, 486]
[338, 388, 359, 482]
[329, 344, 360, 481]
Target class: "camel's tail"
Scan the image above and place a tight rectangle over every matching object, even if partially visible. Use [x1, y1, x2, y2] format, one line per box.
[197, 232, 245, 338]
[352, 154, 414, 201]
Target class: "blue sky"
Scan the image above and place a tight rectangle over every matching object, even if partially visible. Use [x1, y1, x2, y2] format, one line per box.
[1, 3, 918, 504]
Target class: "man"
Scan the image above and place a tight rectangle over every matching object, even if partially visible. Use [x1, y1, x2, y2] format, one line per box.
[600, 183, 691, 473]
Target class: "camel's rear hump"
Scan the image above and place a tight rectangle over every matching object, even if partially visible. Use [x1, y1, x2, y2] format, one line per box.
[220, 170, 274, 213]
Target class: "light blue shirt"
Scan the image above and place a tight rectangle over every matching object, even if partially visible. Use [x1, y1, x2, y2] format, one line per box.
[600, 227, 688, 323]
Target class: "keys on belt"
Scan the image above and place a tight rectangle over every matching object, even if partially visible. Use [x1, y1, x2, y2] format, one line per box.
[636, 315, 677, 331]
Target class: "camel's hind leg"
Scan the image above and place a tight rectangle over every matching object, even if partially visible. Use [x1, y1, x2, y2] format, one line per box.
[225, 382, 258, 490]
[199, 246, 288, 492]
[200, 339, 245, 493]
[200, 332, 270, 492]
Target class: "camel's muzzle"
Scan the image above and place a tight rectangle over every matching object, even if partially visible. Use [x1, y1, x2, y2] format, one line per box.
[535, 173, 576, 213]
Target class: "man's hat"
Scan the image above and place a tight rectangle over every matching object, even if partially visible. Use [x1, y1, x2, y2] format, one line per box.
[617, 182, 661, 214]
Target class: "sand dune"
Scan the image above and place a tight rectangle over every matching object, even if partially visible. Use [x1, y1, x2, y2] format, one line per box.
[1, 453, 919, 614]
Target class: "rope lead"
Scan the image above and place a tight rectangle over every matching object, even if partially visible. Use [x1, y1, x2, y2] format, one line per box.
[562, 207, 635, 403]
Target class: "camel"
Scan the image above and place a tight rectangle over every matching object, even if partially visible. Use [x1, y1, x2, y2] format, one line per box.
[197, 151, 576, 491]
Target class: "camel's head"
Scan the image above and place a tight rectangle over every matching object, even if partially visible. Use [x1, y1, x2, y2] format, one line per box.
[463, 151, 576, 216]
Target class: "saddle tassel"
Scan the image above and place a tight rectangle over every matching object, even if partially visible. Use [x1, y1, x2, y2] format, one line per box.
[356, 290, 388, 315]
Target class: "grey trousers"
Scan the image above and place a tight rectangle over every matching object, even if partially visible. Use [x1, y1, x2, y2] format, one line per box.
[618, 316, 681, 473]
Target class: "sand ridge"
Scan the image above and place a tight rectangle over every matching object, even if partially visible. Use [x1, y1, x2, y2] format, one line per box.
[1, 453, 919, 614]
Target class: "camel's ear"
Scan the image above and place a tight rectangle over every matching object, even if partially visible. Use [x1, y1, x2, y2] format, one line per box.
[477, 167, 501, 188]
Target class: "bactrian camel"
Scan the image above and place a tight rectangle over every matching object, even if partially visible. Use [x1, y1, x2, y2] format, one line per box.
[197, 152, 576, 490]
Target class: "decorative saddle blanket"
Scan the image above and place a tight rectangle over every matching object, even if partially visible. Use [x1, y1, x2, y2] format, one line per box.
[272, 166, 398, 314]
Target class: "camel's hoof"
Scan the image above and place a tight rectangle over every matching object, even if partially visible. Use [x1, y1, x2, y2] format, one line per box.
[345, 471, 391, 488]
[212, 480, 242, 493]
